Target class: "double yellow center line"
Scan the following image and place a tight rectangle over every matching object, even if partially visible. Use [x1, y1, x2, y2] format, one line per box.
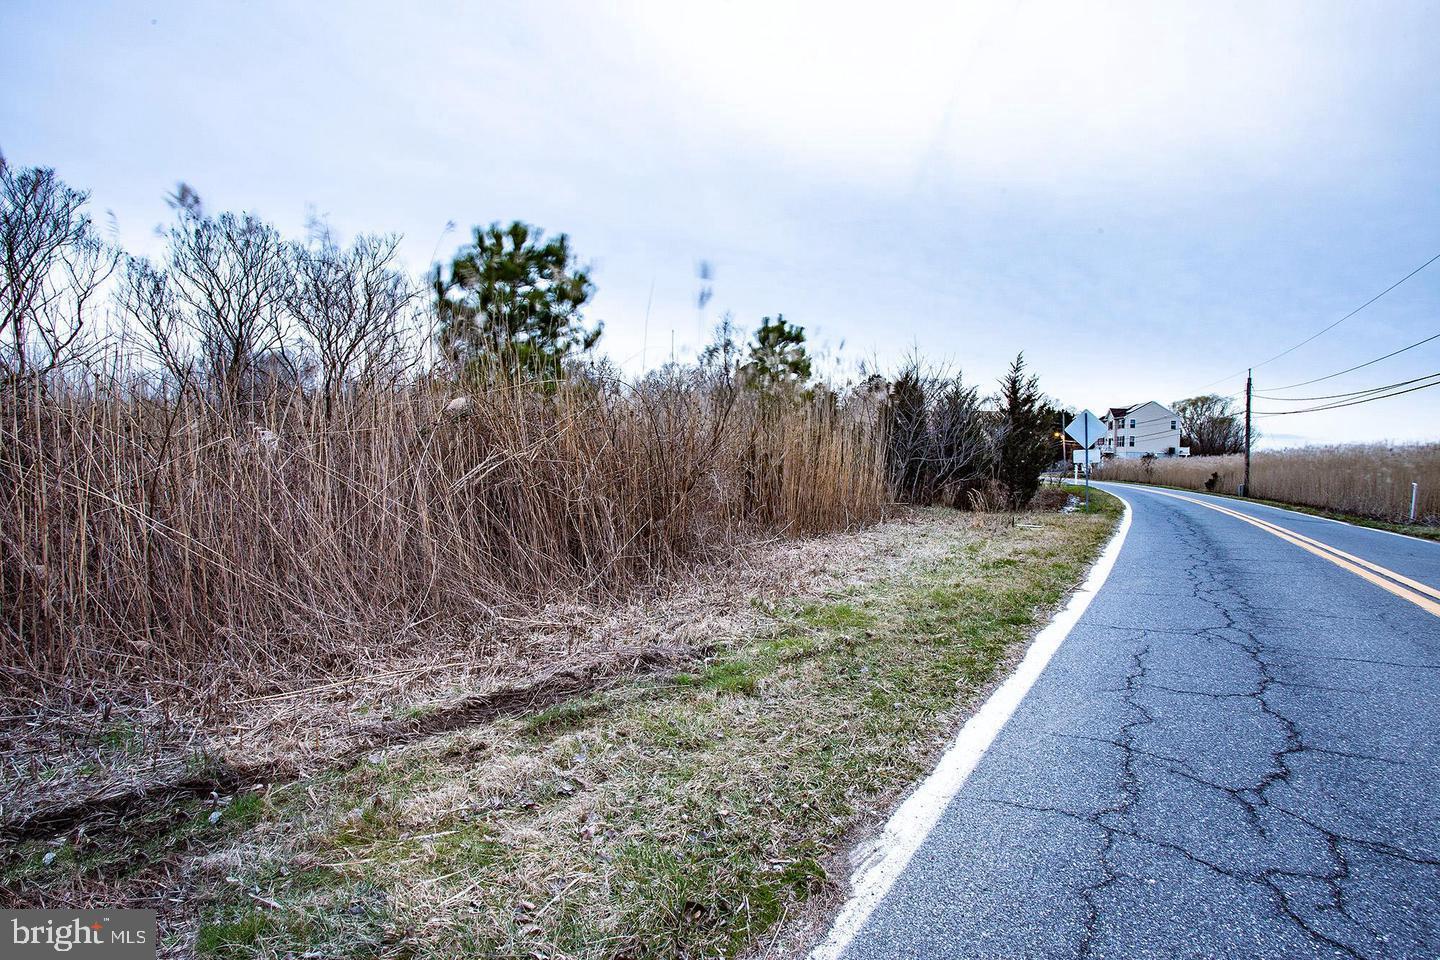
[1143, 489, 1440, 619]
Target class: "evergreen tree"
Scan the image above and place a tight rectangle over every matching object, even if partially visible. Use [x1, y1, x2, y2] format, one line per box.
[743, 314, 811, 394]
[994, 353, 1051, 509]
[434, 221, 600, 378]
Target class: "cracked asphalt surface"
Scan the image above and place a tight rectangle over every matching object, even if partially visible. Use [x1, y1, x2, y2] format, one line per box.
[837, 483, 1440, 960]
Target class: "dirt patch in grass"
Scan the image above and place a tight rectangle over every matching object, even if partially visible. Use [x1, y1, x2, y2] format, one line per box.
[3, 645, 696, 844]
[3, 499, 1120, 959]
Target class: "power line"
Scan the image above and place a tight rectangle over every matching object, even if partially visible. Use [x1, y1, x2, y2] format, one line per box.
[1197, 250, 1440, 389]
[1258, 330, 1440, 392]
[1254, 369, 1440, 402]
[1255, 374, 1440, 416]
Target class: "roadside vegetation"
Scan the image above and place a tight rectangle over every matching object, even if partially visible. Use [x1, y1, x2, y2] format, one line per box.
[1, 152, 1089, 942]
[1095, 445, 1440, 531]
[1, 159, 1067, 719]
[3, 496, 1120, 959]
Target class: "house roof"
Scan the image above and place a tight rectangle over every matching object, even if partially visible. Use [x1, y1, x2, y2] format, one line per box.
[1107, 401, 1176, 420]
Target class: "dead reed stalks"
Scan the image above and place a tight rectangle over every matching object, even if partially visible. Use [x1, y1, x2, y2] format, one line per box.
[0, 367, 887, 709]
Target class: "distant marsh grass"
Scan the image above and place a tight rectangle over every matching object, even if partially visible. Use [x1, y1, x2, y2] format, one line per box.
[1095, 444, 1440, 524]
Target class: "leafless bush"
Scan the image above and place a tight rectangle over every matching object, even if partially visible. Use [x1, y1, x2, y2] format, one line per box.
[287, 229, 419, 405]
[966, 478, 1010, 512]
[1029, 484, 1070, 512]
[0, 158, 117, 379]
[883, 361, 992, 507]
[117, 190, 290, 404]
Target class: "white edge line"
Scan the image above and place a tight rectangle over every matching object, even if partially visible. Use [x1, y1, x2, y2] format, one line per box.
[808, 493, 1134, 960]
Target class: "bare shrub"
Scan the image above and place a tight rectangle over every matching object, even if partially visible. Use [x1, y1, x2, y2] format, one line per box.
[1029, 484, 1070, 512]
[966, 479, 1010, 512]
[118, 191, 290, 403]
[287, 230, 418, 404]
[883, 361, 991, 507]
[0, 159, 117, 379]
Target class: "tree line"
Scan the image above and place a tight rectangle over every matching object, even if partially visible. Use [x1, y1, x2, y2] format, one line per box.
[2, 155, 1064, 510]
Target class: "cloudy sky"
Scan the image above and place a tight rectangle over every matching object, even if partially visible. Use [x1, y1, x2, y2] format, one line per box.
[3, 0, 1438, 445]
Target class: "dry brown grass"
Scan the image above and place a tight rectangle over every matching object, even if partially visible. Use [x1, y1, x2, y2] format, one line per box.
[0, 369, 887, 713]
[1094, 444, 1440, 524]
[1, 500, 1119, 959]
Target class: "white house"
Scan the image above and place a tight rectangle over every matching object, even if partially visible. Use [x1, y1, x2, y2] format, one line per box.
[1100, 401, 1190, 458]
[1071, 400, 1189, 467]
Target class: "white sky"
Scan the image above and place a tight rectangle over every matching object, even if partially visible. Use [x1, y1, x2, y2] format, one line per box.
[3, 0, 1438, 445]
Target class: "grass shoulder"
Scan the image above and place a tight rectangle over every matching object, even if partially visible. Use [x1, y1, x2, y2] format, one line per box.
[8, 504, 1120, 959]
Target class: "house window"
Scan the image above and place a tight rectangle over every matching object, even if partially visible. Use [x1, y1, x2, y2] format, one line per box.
[1129, 436, 1135, 447]
[1129, 418, 1136, 428]
[1171, 420, 1177, 430]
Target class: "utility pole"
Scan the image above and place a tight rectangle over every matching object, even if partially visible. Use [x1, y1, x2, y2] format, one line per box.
[1243, 368, 1252, 497]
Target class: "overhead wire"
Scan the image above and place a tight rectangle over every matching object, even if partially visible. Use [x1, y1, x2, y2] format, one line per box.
[1195, 250, 1440, 390]
[1255, 375, 1440, 416]
[1254, 369, 1440, 402]
[1258, 330, 1440, 392]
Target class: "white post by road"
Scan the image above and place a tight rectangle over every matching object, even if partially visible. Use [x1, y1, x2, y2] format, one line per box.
[1412, 482, 1420, 522]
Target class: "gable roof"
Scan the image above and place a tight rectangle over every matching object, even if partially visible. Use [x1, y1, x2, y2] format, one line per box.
[1104, 401, 1179, 425]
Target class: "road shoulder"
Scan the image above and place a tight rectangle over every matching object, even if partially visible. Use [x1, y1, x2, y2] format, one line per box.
[4, 501, 1121, 959]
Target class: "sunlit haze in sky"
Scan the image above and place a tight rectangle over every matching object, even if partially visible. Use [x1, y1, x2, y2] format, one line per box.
[3, 0, 1438, 445]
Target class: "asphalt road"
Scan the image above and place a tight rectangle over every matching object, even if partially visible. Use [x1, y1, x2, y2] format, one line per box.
[835, 483, 1440, 960]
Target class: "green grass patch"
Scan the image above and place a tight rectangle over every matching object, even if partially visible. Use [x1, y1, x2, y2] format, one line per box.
[96, 720, 143, 755]
[523, 694, 610, 735]
[796, 600, 877, 631]
[700, 658, 760, 696]
[194, 876, 390, 960]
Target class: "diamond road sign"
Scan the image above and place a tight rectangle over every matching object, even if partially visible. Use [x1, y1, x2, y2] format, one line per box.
[1064, 410, 1106, 447]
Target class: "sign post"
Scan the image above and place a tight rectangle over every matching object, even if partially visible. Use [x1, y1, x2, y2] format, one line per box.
[1064, 410, 1107, 511]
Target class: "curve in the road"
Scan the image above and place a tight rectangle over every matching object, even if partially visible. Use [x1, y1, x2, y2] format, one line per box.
[816, 483, 1440, 960]
[1140, 488, 1440, 618]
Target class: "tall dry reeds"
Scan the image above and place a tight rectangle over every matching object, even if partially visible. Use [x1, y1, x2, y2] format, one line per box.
[1095, 445, 1440, 524]
[0, 367, 886, 706]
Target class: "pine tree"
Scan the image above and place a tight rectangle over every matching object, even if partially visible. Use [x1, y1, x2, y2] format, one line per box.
[994, 353, 1051, 510]
[434, 221, 600, 379]
[743, 314, 811, 395]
